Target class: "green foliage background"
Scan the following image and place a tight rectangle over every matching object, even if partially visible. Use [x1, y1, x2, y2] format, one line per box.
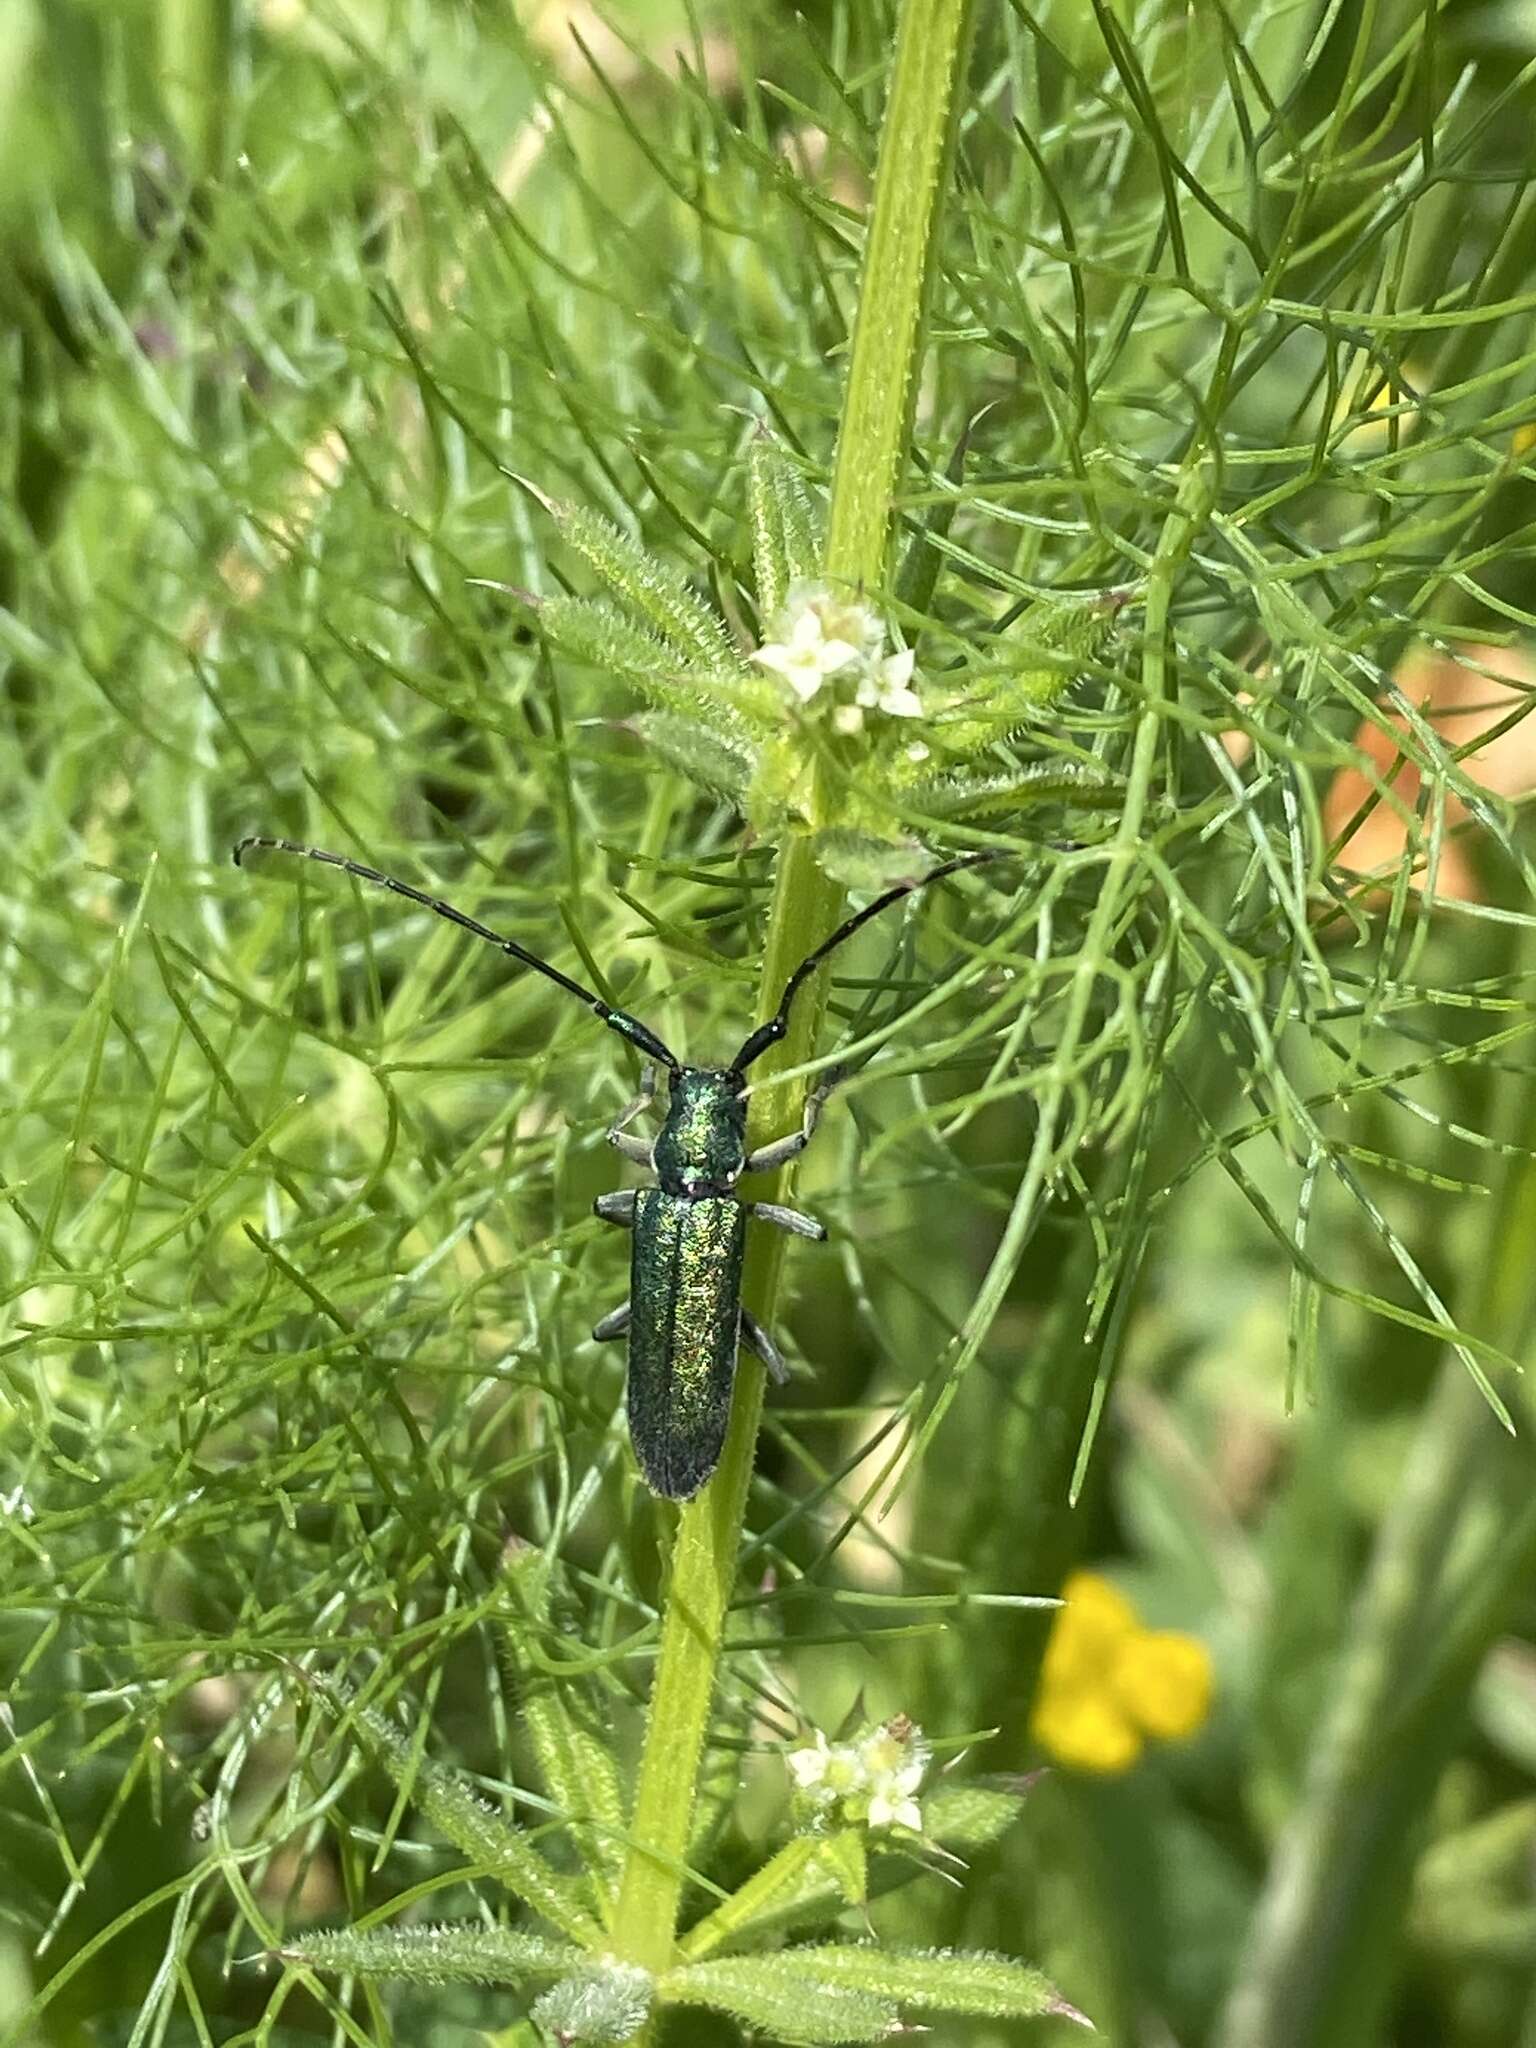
[5, 1, 1536, 2044]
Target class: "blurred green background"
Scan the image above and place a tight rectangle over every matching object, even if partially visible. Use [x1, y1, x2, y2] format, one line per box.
[5, 2, 1536, 2044]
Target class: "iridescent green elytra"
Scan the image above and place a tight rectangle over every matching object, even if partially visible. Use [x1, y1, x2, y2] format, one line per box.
[593, 1065, 829, 1499]
[627, 1185, 748, 1500]
[234, 836, 1002, 1499]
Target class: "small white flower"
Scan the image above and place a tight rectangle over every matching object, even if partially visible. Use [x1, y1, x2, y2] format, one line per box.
[800, 583, 884, 657]
[787, 1731, 833, 1792]
[826, 1745, 869, 1799]
[855, 1717, 930, 1833]
[905, 742, 930, 764]
[866, 1787, 924, 1833]
[874, 647, 922, 718]
[753, 586, 925, 734]
[850, 647, 921, 720]
[891, 1754, 926, 1796]
[787, 1728, 870, 1809]
[752, 603, 861, 703]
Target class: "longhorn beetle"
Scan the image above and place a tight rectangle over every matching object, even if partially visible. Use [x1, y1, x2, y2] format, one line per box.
[234, 837, 1003, 1499]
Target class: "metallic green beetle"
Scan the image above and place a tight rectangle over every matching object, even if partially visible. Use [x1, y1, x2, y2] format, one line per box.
[235, 837, 1000, 1499]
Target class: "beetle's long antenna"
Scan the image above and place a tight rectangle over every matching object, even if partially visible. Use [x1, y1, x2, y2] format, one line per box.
[730, 849, 1007, 1077]
[234, 837, 682, 1072]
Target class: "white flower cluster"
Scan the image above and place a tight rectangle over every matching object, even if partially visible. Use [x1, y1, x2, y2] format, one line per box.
[785, 1713, 930, 1834]
[752, 582, 923, 736]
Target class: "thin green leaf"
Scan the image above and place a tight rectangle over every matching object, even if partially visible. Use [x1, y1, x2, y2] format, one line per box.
[894, 409, 981, 618]
[680, 1831, 866, 1963]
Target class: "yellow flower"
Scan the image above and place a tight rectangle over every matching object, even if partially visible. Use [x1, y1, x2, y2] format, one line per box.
[1113, 1629, 1214, 1742]
[1038, 1570, 1138, 1694]
[1031, 1684, 1143, 1775]
[1030, 1570, 1214, 1774]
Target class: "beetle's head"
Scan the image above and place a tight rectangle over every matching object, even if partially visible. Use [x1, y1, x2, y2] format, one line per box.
[653, 1066, 748, 1196]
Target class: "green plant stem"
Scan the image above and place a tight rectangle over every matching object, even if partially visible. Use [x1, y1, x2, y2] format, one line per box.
[609, 0, 977, 1987]
[610, 835, 840, 1978]
[824, 0, 977, 590]
[1216, 1152, 1536, 2048]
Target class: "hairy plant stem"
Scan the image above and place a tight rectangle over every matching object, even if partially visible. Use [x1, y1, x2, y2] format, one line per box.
[609, 0, 978, 1989]
[610, 836, 841, 1983]
[824, 0, 976, 589]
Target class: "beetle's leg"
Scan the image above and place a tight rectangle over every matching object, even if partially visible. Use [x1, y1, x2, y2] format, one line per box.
[613, 1063, 658, 1129]
[742, 1066, 844, 1175]
[593, 1302, 632, 1342]
[594, 1189, 638, 1228]
[748, 1201, 826, 1242]
[740, 1310, 791, 1385]
[608, 1065, 658, 1168]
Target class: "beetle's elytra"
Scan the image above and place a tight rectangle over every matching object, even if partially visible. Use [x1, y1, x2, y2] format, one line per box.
[592, 1064, 833, 1498]
[234, 837, 1002, 1499]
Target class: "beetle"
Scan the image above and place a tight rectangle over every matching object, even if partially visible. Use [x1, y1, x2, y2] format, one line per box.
[234, 837, 1001, 1499]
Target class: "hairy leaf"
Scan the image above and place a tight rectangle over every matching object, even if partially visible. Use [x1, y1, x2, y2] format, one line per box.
[920, 1781, 1031, 1851]
[662, 1955, 898, 2044]
[781, 1941, 1079, 2023]
[902, 760, 1124, 819]
[501, 1546, 629, 1920]
[629, 711, 757, 799]
[809, 828, 934, 892]
[274, 1922, 580, 1988]
[531, 1961, 653, 2043]
[555, 501, 739, 674]
[306, 1677, 601, 1947]
[749, 437, 822, 620]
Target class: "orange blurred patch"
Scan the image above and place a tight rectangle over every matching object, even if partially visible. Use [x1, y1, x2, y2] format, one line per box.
[1323, 644, 1536, 904]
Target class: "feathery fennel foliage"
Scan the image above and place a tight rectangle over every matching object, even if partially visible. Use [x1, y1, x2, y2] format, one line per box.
[4, 1, 1536, 2044]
